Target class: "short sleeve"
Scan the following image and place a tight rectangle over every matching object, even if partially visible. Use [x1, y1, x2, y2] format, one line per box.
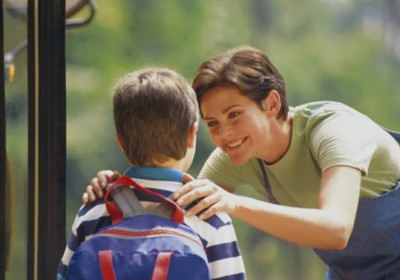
[198, 148, 245, 192]
[309, 112, 377, 175]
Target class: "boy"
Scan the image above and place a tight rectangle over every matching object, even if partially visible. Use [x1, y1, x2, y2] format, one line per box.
[57, 67, 246, 280]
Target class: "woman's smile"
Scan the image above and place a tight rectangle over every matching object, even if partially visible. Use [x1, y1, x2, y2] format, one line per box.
[225, 137, 248, 150]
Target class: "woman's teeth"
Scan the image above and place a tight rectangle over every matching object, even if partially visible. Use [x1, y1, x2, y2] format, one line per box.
[227, 138, 244, 148]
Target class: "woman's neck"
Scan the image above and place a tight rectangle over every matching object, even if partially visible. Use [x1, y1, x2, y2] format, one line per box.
[262, 112, 293, 164]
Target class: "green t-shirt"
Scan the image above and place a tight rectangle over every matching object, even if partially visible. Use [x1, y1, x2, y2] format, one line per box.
[199, 101, 400, 208]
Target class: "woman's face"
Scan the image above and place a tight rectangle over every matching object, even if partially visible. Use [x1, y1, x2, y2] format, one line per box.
[200, 85, 278, 165]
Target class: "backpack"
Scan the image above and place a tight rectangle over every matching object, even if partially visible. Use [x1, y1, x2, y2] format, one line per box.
[66, 175, 211, 280]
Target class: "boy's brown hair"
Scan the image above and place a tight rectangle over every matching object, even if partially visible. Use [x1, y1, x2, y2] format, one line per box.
[113, 67, 199, 166]
[192, 46, 289, 120]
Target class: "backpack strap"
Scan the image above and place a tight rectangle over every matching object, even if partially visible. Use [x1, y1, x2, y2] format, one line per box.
[257, 159, 280, 204]
[151, 252, 173, 280]
[98, 249, 172, 280]
[98, 250, 117, 280]
[105, 183, 146, 219]
[104, 175, 185, 224]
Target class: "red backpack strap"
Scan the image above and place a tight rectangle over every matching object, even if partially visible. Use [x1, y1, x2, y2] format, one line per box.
[103, 190, 123, 224]
[98, 250, 117, 280]
[151, 252, 173, 280]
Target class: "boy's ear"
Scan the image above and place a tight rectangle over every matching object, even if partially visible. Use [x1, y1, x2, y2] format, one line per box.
[187, 122, 199, 148]
[115, 132, 124, 151]
[262, 90, 281, 117]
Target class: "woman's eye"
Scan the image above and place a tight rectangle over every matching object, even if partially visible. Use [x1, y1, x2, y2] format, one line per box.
[228, 112, 240, 118]
[207, 120, 217, 127]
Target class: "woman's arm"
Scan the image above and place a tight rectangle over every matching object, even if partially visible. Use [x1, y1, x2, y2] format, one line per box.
[175, 165, 361, 250]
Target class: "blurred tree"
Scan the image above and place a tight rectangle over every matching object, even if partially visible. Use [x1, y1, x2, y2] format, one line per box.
[60, 0, 400, 279]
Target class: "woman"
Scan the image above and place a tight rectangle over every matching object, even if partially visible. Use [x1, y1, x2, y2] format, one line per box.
[85, 46, 400, 279]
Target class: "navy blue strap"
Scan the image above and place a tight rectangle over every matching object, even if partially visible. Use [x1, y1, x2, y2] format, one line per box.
[386, 129, 400, 145]
[257, 160, 279, 204]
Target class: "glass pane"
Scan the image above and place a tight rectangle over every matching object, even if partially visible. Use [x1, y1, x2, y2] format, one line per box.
[4, 1, 28, 278]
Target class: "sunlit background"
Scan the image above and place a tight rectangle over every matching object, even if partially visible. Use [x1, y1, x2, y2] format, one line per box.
[4, 0, 400, 279]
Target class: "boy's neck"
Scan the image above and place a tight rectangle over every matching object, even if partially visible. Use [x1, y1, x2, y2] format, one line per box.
[152, 158, 187, 172]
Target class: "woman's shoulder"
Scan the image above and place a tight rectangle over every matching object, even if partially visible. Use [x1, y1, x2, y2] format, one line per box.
[201, 148, 242, 176]
[199, 148, 260, 190]
[292, 101, 368, 133]
[291, 101, 355, 118]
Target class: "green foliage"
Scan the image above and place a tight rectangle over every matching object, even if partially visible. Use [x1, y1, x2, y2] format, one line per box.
[4, 0, 400, 279]
[64, 1, 400, 278]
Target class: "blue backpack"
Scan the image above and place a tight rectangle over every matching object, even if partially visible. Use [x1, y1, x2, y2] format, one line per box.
[66, 176, 211, 280]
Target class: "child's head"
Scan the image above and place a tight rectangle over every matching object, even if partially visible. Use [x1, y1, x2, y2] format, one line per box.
[192, 45, 289, 120]
[113, 67, 199, 169]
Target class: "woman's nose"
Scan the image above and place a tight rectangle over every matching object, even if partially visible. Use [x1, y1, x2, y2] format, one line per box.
[217, 124, 233, 138]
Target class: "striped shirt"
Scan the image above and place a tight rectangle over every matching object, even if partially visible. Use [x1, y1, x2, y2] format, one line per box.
[57, 166, 246, 280]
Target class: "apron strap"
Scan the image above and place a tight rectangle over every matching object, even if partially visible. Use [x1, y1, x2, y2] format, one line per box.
[257, 159, 279, 204]
[385, 129, 400, 145]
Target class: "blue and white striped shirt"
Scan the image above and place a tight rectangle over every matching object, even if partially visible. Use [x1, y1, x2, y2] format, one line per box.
[57, 166, 246, 280]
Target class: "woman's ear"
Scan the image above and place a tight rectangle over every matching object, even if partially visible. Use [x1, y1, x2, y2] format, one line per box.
[187, 122, 199, 148]
[262, 90, 281, 117]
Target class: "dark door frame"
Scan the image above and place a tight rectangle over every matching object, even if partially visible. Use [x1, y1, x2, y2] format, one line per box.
[0, 0, 7, 277]
[27, 0, 66, 279]
[1, 0, 67, 277]
[1, 0, 96, 278]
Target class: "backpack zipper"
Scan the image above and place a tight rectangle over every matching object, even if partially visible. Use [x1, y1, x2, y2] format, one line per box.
[99, 227, 204, 251]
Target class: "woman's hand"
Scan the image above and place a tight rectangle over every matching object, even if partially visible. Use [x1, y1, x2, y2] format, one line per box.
[82, 170, 121, 204]
[174, 178, 237, 220]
